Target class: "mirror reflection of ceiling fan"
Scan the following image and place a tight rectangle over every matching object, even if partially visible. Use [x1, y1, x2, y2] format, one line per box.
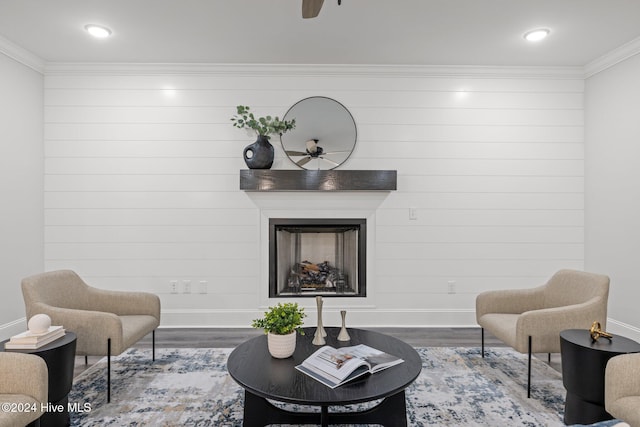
[286, 139, 351, 168]
[302, 0, 341, 19]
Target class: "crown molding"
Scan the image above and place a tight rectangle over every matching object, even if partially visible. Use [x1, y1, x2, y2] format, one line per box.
[2, 33, 637, 80]
[584, 35, 640, 78]
[0, 35, 45, 74]
[43, 62, 584, 79]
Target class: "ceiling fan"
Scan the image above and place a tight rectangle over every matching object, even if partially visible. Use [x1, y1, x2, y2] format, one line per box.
[286, 139, 349, 168]
[302, 0, 341, 19]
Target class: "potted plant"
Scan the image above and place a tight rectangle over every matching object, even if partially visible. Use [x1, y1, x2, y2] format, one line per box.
[251, 302, 306, 358]
[231, 105, 296, 169]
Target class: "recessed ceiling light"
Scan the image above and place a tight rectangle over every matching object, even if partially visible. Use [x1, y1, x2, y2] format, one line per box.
[85, 24, 112, 39]
[524, 29, 550, 42]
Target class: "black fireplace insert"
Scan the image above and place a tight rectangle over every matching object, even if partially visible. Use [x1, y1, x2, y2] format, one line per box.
[269, 218, 366, 298]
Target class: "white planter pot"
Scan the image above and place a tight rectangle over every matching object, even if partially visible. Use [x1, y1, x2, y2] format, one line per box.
[267, 331, 296, 358]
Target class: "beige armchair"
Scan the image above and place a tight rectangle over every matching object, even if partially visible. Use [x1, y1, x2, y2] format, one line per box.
[0, 352, 48, 427]
[476, 269, 610, 397]
[606, 353, 640, 426]
[21, 269, 160, 403]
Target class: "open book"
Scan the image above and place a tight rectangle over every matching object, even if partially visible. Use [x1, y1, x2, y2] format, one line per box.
[295, 344, 404, 388]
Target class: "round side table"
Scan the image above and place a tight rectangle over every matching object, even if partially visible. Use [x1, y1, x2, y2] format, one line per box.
[2, 332, 77, 427]
[560, 329, 640, 425]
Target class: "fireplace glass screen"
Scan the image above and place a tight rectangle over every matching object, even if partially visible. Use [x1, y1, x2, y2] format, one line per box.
[269, 218, 366, 298]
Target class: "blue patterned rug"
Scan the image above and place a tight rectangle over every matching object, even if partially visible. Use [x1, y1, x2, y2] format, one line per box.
[67, 347, 617, 426]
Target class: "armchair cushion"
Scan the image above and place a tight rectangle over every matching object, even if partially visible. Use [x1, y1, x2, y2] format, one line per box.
[606, 353, 640, 426]
[0, 352, 48, 426]
[478, 313, 519, 349]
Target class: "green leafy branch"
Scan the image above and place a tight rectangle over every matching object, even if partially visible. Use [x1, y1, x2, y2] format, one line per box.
[231, 105, 296, 139]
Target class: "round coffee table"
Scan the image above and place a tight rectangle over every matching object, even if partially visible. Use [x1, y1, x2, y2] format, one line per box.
[227, 327, 421, 427]
[560, 329, 640, 425]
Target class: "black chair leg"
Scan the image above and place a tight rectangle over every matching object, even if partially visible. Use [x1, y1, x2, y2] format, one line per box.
[152, 330, 156, 361]
[107, 338, 111, 403]
[85, 355, 88, 365]
[481, 328, 485, 358]
[527, 336, 532, 398]
[548, 352, 551, 364]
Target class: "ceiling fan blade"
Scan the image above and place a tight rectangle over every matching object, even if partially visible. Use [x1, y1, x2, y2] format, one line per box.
[286, 151, 309, 156]
[297, 157, 312, 166]
[319, 157, 340, 166]
[302, 0, 324, 18]
[320, 150, 351, 155]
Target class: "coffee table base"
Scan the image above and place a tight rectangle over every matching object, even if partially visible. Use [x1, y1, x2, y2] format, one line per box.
[242, 389, 408, 427]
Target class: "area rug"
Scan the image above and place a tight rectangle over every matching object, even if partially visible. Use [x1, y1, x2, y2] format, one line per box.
[67, 346, 587, 426]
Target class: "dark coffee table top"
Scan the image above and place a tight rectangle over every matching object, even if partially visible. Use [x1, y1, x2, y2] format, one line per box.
[560, 329, 640, 354]
[227, 327, 422, 406]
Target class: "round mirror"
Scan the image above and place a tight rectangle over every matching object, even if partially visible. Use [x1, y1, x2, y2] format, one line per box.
[281, 97, 357, 170]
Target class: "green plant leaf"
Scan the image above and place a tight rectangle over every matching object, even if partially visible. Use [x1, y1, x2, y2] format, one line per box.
[230, 105, 296, 137]
[251, 302, 306, 335]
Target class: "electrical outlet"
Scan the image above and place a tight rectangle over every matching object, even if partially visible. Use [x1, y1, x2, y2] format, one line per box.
[169, 280, 178, 294]
[199, 280, 208, 294]
[447, 280, 456, 294]
[183, 280, 192, 294]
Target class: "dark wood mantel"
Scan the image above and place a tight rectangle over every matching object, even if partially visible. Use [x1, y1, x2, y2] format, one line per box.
[239, 169, 397, 191]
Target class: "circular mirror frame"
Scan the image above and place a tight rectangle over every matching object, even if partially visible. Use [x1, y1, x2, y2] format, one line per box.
[280, 96, 357, 170]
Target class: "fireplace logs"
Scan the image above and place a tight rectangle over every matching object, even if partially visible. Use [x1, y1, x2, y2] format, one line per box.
[287, 261, 349, 293]
[297, 261, 338, 287]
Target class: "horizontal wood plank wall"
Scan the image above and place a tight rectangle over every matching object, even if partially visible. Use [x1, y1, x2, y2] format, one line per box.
[43, 66, 584, 327]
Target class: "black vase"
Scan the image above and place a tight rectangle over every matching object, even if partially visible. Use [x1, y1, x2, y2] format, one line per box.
[243, 135, 274, 169]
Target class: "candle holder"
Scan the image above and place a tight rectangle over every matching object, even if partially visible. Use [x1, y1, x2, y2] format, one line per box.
[337, 310, 350, 341]
[312, 296, 326, 345]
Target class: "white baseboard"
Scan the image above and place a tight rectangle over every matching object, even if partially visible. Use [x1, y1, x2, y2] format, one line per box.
[0, 317, 27, 341]
[607, 318, 640, 342]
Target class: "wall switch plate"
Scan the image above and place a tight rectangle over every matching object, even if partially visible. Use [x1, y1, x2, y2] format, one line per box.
[409, 207, 418, 220]
[447, 280, 456, 294]
[199, 280, 208, 294]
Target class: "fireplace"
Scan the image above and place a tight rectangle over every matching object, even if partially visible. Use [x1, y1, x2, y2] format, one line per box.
[269, 218, 366, 298]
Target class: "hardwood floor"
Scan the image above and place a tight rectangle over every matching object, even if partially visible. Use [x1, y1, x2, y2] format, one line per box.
[136, 327, 497, 347]
[73, 327, 562, 377]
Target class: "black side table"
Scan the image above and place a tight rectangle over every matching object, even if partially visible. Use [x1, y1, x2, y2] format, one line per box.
[560, 329, 640, 425]
[2, 332, 77, 427]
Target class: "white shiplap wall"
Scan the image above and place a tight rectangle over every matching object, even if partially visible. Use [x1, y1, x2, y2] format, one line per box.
[0, 52, 43, 340]
[43, 65, 584, 327]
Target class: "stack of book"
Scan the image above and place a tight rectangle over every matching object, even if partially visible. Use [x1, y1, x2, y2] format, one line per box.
[4, 325, 65, 350]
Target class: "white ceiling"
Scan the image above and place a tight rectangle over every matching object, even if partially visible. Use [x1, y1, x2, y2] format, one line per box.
[1, 0, 640, 67]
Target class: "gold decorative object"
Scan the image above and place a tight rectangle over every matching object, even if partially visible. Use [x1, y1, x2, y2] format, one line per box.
[589, 321, 613, 342]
